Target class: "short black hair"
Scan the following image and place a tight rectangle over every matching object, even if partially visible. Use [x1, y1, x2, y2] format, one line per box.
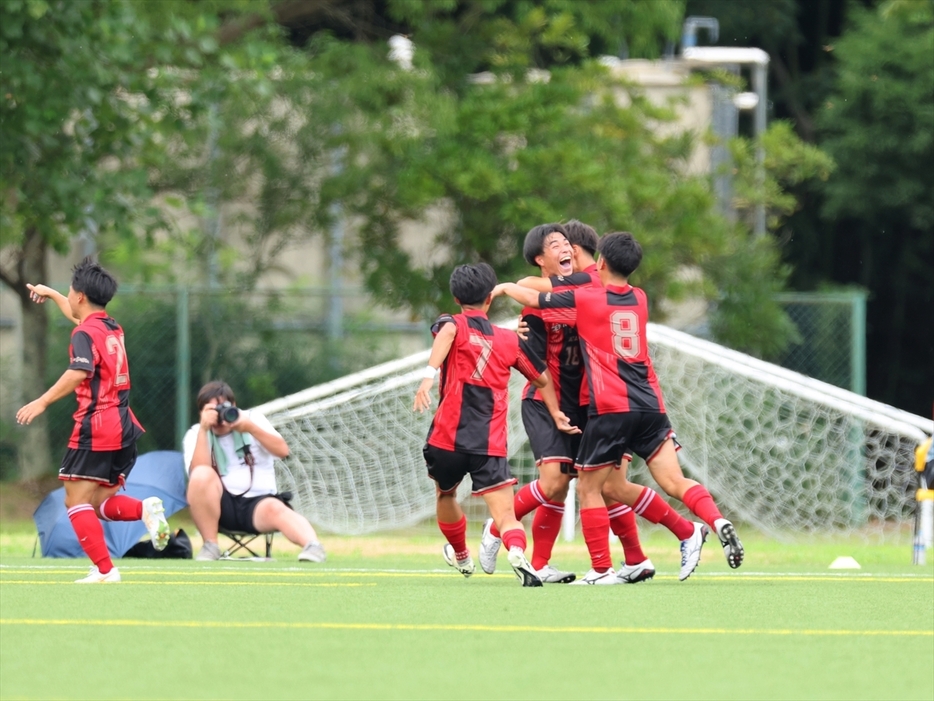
[196, 380, 236, 412]
[563, 220, 598, 256]
[598, 232, 643, 277]
[522, 223, 568, 267]
[71, 257, 118, 308]
[449, 263, 497, 306]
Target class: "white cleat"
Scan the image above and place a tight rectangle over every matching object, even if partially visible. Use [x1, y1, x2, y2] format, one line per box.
[615, 559, 656, 584]
[506, 547, 543, 587]
[570, 568, 617, 585]
[75, 566, 121, 584]
[478, 518, 501, 574]
[536, 564, 577, 584]
[714, 518, 744, 569]
[442, 544, 475, 578]
[141, 497, 170, 552]
[679, 522, 708, 581]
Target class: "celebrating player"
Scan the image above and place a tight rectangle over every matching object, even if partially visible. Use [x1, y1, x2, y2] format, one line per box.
[479, 223, 654, 584]
[493, 232, 744, 584]
[16, 258, 170, 583]
[414, 262, 578, 587]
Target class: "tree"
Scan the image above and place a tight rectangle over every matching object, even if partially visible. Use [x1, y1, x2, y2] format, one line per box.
[814, 0, 933, 413]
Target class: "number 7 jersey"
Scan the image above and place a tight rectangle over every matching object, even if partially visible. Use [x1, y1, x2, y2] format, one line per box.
[426, 310, 545, 457]
[538, 283, 666, 416]
[67, 311, 145, 450]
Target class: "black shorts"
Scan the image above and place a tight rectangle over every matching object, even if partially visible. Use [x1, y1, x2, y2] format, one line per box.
[574, 412, 676, 471]
[59, 444, 138, 487]
[423, 444, 516, 495]
[219, 492, 292, 534]
[521, 399, 588, 475]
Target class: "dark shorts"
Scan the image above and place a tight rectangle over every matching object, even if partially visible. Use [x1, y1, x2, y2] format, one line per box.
[574, 412, 677, 471]
[219, 491, 292, 534]
[521, 399, 587, 474]
[423, 444, 516, 496]
[59, 444, 138, 487]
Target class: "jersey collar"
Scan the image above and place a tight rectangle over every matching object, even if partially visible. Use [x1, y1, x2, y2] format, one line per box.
[605, 282, 632, 294]
[81, 310, 108, 322]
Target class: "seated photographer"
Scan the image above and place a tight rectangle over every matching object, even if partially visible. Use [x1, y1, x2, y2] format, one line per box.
[182, 380, 326, 562]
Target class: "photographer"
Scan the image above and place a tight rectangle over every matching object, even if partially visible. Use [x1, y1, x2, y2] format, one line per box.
[183, 380, 326, 562]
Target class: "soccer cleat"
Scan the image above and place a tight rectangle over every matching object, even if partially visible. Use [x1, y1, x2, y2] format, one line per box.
[298, 541, 327, 563]
[714, 519, 744, 569]
[506, 547, 543, 587]
[536, 564, 577, 584]
[75, 566, 121, 584]
[478, 518, 501, 574]
[570, 568, 617, 585]
[615, 559, 656, 584]
[442, 543, 475, 578]
[679, 522, 708, 581]
[196, 541, 222, 561]
[141, 497, 170, 552]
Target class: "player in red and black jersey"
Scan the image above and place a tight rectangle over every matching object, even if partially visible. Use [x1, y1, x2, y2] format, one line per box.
[414, 263, 578, 587]
[16, 258, 170, 583]
[494, 232, 744, 584]
[485, 222, 659, 584]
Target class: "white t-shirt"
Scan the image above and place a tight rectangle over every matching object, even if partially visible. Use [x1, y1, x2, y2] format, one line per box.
[182, 409, 281, 498]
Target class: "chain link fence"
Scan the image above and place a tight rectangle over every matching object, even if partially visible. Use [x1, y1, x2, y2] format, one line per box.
[777, 290, 867, 395]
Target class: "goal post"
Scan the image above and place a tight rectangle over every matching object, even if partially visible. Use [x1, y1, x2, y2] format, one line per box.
[254, 319, 933, 542]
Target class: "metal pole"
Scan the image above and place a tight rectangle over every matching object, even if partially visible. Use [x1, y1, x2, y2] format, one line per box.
[851, 289, 867, 396]
[753, 63, 768, 236]
[327, 203, 344, 341]
[175, 286, 191, 450]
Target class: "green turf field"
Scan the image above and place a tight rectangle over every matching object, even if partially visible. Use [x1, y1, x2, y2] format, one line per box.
[1, 530, 932, 700]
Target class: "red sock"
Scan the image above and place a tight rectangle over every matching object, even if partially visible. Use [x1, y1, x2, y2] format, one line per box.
[607, 503, 646, 565]
[490, 480, 547, 538]
[438, 516, 469, 561]
[530, 499, 564, 570]
[682, 485, 724, 530]
[501, 528, 527, 552]
[68, 504, 114, 574]
[580, 507, 612, 572]
[99, 495, 143, 522]
[633, 487, 694, 540]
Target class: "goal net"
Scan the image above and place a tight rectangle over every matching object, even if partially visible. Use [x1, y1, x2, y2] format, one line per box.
[254, 320, 932, 542]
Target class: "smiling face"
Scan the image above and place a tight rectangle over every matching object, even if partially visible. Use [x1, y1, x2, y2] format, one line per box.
[535, 232, 574, 277]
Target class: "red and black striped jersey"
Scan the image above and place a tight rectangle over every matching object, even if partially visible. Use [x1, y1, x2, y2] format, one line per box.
[426, 310, 545, 456]
[538, 283, 666, 416]
[67, 311, 145, 450]
[521, 264, 600, 410]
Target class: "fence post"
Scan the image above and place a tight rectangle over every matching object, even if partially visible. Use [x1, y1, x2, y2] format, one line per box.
[850, 289, 867, 396]
[175, 286, 190, 450]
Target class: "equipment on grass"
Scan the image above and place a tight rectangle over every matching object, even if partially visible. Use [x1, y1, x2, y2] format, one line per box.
[253, 321, 933, 543]
[33, 450, 188, 558]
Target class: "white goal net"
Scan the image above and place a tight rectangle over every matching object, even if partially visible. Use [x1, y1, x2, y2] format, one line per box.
[254, 320, 932, 542]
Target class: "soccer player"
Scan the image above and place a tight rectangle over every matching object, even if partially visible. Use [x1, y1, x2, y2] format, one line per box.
[414, 262, 578, 587]
[493, 232, 744, 584]
[479, 223, 653, 584]
[16, 258, 170, 583]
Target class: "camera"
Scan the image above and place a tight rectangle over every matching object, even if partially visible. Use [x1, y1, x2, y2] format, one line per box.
[215, 401, 240, 424]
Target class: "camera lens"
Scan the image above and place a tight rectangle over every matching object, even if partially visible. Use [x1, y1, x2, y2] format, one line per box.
[221, 406, 239, 423]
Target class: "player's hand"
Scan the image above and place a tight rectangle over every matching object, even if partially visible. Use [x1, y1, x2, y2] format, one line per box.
[16, 398, 48, 425]
[490, 283, 507, 298]
[552, 411, 581, 435]
[26, 283, 54, 304]
[413, 378, 434, 413]
[516, 317, 529, 341]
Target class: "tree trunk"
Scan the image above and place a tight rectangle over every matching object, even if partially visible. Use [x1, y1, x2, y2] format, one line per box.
[16, 233, 54, 481]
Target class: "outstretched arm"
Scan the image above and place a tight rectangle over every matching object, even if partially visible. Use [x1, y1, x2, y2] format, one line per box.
[16, 369, 87, 425]
[414, 321, 457, 413]
[26, 284, 79, 325]
[515, 276, 553, 293]
[492, 282, 540, 308]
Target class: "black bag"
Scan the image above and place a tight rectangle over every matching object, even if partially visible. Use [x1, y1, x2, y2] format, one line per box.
[124, 528, 193, 559]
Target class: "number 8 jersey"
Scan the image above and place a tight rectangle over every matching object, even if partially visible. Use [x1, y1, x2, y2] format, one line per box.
[67, 311, 145, 451]
[426, 310, 545, 457]
[539, 283, 666, 416]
